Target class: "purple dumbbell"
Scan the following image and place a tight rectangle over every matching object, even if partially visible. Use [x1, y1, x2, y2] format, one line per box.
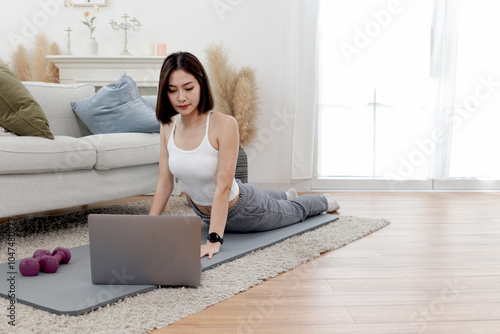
[19, 249, 51, 276]
[19, 247, 71, 276]
[46, 247, 72, 273]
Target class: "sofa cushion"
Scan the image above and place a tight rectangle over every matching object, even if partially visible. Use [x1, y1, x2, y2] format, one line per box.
[71, 71, 160, 134]
[0, 65, 54, 139]
[142, 95, 158, 110]
[79, 133, 160, 170]
[0, 136, 96, 174]
[23, 81, 95, 138]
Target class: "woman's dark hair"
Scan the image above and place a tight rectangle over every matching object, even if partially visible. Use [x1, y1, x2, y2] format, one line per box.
[156, 51, 214, 124]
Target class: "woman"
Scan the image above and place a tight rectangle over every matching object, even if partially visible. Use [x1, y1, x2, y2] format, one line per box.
[149, 51, 340, 259]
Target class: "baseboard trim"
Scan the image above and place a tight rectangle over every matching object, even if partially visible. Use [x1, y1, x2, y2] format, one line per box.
[250, 180, 311, 192]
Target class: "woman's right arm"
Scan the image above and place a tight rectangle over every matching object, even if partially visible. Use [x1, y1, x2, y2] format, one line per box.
[149, 124, 174, 215]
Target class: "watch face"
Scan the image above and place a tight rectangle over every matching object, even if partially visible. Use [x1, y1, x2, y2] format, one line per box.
[208, 232, 223, 244]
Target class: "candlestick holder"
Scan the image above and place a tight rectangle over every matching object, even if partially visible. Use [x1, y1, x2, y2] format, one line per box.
[65, 27, 73, 55]
[109, 14, 142, 55]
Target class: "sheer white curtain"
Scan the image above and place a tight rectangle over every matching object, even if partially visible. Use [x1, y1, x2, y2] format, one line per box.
[429, 0, 460, 179]
[290, 0, 319, 179]
[449, 0, 500, 179]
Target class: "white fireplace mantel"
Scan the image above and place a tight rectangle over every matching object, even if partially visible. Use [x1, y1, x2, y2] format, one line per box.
[46, 55, 166, 89]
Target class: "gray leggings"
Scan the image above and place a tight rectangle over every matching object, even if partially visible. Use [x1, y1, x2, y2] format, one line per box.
[190, 179, 328, 232]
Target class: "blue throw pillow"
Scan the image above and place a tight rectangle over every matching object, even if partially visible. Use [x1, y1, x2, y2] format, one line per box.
[71, 71, 160, 134]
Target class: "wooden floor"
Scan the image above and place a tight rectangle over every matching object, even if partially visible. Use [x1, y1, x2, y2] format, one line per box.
[4, 192, 498, 333]
[148, 191, 500, 333]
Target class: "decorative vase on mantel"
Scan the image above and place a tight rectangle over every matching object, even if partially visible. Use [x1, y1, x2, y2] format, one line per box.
[85, 37, 98, 56]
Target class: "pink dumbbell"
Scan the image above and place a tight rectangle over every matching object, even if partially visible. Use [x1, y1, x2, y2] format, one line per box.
[47, 247, 72, 272]
[19, 247, 71, 276]
[19, 250, 51, 276]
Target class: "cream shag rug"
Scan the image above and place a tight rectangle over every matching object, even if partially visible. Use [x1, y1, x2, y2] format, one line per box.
[0, 197, 389, 334]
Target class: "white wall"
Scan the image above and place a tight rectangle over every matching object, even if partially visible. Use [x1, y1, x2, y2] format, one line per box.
[0, 0, 307, 190]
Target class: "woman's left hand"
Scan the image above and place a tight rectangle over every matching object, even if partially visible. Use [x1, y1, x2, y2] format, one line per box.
[201, 241, 221, 259]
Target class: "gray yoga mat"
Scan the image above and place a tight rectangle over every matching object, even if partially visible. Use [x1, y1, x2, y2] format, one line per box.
[0, 214, 338, 315]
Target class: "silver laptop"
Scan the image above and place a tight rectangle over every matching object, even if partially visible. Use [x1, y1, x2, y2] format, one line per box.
[88, 214, 201, 286]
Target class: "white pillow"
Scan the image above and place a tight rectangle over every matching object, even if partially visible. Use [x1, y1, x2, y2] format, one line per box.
[0, 125, 17, 136]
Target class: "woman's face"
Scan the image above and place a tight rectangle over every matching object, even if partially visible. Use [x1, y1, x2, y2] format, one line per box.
[167, 69, 201, 116]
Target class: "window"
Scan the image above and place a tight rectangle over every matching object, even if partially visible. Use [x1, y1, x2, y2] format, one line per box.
[316, 0, 500, 189]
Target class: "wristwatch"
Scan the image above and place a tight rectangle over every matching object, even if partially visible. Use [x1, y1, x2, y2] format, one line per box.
[207, 232, 224, 245]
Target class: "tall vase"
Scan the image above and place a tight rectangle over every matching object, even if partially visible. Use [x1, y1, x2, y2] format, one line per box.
[85, 37, 98, 56]
[235, 147, 248, 183]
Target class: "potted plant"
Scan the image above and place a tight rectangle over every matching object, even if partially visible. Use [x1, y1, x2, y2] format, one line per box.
[204, 42, 259, 183]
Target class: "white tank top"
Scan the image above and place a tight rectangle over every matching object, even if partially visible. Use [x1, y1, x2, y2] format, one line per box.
[167, 111, 240, 206]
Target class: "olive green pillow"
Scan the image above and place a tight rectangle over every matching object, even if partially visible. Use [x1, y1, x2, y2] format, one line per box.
[0, 65, 54, 139]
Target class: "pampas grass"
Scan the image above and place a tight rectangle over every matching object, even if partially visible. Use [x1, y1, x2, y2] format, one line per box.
[12, 44, 32, 81]
[11, 33, 61, 83]
[233, 73, 257, 146]
[48, 42, 61, 82]
[32, 34, 60, 83]
[205, 42, 236, 116]
[205, 42, 258, 146]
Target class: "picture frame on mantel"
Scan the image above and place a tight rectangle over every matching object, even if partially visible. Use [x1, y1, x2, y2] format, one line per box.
[65, 0, 107, 7]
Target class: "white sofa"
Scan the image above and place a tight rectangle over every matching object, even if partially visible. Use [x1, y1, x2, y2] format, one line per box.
[0, 82, 160, 218]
